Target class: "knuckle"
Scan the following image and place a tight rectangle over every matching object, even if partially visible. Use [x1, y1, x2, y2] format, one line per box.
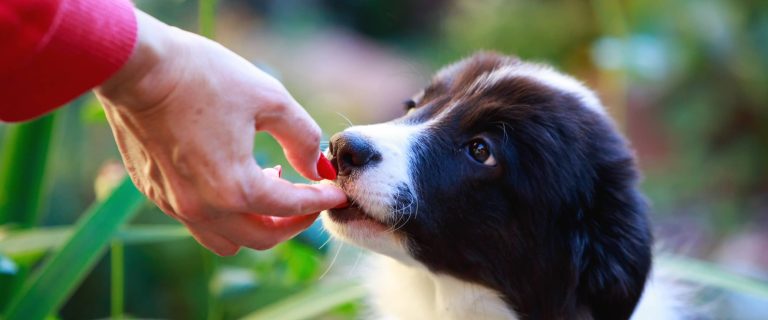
[247, 240, 277, 251]
[304, 127, 321, 149]
[293, 202, 306, 215]
[213, 245, 240, 256]
[259, 193, 298, 216]
[213, 192, 244, 212]
[214, 179, 254, 212]
[265, 93, 290, 113]
[173, 198, 207, 222]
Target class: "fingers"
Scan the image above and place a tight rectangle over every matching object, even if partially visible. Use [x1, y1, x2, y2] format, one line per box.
[246, 172, 347, 217]
[185, 165, 330, 253]
[213, 213, 320, 251]
[186, 224, 240, 256]
[244, 214, 320, 249]
[258, 97, 325, 181]
[186, 212, 319, 252]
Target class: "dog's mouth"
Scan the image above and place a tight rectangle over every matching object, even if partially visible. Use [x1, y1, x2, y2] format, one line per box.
[327, 202, 387, 226]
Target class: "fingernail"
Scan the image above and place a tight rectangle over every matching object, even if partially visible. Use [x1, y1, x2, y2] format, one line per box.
[274, 165, 282, 177]
[316, 153, 336, 180]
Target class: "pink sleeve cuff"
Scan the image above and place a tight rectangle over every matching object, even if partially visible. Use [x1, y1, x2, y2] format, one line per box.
[0, 0, 137, 122]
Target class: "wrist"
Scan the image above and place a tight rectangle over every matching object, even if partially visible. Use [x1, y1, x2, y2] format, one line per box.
[96, 10, 179, 109]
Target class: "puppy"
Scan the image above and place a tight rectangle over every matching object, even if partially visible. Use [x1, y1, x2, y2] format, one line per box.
[321, 52, 675, 319]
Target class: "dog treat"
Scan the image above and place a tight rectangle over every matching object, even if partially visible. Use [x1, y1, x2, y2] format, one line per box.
[317, 153, 337, 180]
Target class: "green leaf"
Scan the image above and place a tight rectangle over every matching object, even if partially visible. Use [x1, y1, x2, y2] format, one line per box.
[242, 279, 366, 320]
[0, 226, 69, 257]
[114, 225, 191, 244]
[0, 225, 190, 257]
[3, 177, 145, 320]
[79, 94, 108, 124]
[0, 113, 56, 227]
[110, 241, 125, 320]
[198, 0, 218, 38]
[657, 255, 768, 299]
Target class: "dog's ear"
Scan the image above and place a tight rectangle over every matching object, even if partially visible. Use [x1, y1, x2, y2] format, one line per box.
[573, 162, 653, 320]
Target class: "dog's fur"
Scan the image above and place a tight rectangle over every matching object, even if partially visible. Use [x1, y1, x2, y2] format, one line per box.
[321, 52, 669, 319]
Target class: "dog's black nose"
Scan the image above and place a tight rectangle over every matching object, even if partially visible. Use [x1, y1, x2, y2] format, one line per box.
[329, 132, 381, 176]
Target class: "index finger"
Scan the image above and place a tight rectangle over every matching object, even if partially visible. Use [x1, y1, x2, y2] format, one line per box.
[258, 96, 326, 181]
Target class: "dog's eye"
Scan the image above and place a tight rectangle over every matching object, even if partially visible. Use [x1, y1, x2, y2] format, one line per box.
[468, 139, 497, 166]
[404, 99, 417, 112]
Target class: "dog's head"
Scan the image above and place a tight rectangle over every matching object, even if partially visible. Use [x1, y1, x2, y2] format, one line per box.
[321, 52, 652, 319]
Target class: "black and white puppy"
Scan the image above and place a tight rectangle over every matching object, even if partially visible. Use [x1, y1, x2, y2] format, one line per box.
[321, 52, 676, 320]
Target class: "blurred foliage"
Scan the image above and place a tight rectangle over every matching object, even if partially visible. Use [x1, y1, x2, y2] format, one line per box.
[435, 0, 768, 235]
[1, 0, 768, 319]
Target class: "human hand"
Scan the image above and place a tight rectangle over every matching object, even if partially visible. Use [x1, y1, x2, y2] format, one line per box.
[94, 10, 346, 255]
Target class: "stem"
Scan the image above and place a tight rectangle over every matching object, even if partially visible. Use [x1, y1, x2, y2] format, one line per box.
[197, 2, 220, 319]
[3, 178, 144, 320]
[201, 249, 220, 320]
[111, 240, 125, 319]
[0, 113, 56, 228]
[199, 0, 218, 39]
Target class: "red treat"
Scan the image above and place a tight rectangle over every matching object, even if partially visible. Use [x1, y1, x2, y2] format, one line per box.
[317, 153, 337, 180]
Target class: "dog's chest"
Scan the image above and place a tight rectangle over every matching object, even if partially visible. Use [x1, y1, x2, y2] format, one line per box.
[363, 255, 519, 320]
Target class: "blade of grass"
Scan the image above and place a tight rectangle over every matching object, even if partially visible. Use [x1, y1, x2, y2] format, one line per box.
[0, 225, 190, 257]
[3, 177, 145, 320]
[199, 0, 218, 38]
[0, 113, 56, 313]
[197, 2, 219, 319]
[201, 249, 221, 320]
[242, 279, 366, 320]
[0, 113, 56, 227]
[110, 240, 125, 320]
[115, 225, 190, 244]
[657, 255, 768, 299]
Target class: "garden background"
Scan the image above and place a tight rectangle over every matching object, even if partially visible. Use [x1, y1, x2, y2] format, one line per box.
[2, 0, 768, 319]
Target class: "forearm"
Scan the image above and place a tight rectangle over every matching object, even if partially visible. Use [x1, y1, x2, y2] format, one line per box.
[0, 0, 137, 122]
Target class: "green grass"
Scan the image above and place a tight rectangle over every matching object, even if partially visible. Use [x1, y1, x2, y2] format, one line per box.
[3, 178, 145, 320]
[2, 0, 768, 319]
[0, 113, 56, 228]
[658, 255, 768, 300]
[243, 279, 366, 320]
[110, 240, 125, 320]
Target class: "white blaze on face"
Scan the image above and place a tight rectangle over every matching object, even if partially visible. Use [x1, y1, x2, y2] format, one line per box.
[341, 122, 423, 222]
[321, 121, 427, 261]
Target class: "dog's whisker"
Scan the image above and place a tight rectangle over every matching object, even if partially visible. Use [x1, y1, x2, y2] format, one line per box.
[319, 241, 344, 280]
[318, 235, 333, 251]
[351, 248, 364, 273]
[336, 112, 355, 127]
[389, 196, 417, 233]
[387, 201, 409, 232]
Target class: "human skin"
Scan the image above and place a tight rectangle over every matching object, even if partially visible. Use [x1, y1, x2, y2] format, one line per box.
[94, 10, 347, 255]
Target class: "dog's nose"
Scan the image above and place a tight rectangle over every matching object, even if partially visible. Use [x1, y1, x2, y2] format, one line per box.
[329, 132, 381, 176]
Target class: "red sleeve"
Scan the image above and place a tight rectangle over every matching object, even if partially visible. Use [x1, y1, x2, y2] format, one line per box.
[0, 0, 137, 122]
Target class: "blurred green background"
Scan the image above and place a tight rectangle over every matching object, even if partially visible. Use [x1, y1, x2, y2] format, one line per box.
[2, 0, 768, 319]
